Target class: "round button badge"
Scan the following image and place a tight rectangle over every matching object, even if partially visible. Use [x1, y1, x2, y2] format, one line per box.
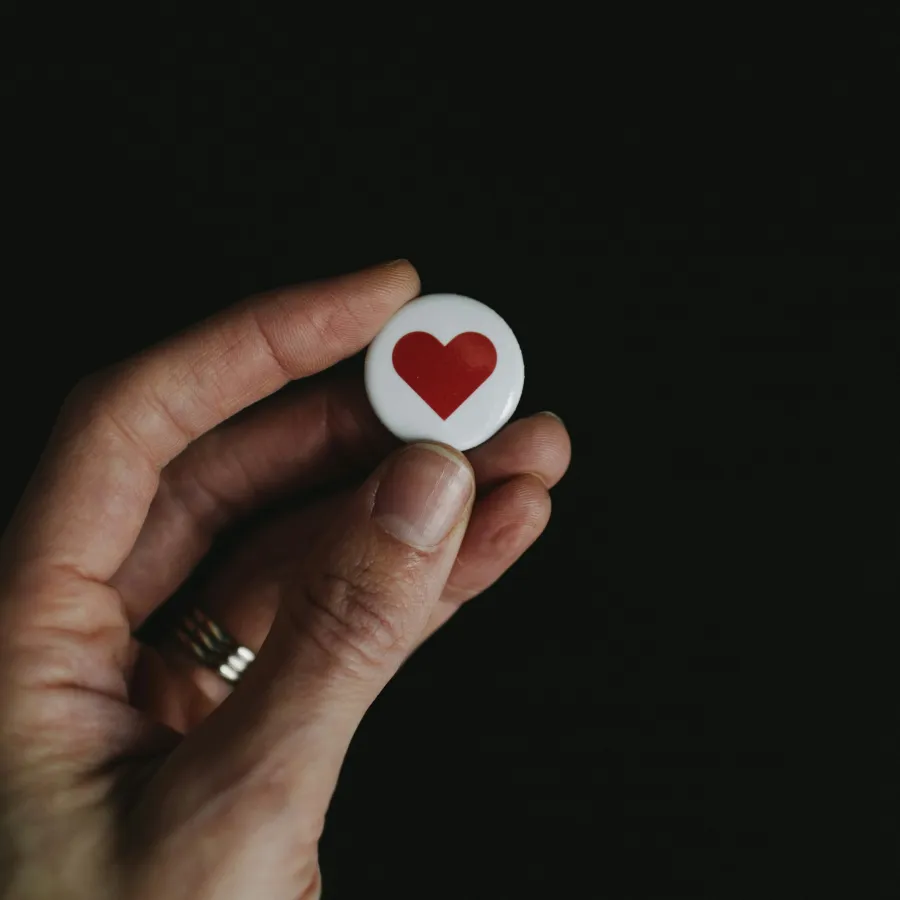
[365, 294, 524, 451]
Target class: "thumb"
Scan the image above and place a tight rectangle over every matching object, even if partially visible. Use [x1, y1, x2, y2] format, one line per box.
[263, 439, 475, 716]
[144, 443, 474, 857]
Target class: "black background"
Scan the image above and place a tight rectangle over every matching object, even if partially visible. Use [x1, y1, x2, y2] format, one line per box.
[1, 6, 898, 898]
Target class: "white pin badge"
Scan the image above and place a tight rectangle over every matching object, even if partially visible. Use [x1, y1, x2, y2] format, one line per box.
[365, 294, 524, 451]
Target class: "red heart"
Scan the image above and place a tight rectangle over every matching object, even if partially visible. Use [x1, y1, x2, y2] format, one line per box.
[392, 331, 498, 420]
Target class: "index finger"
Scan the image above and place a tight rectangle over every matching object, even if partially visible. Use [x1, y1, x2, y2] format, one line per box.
[6, 261, 419, 583]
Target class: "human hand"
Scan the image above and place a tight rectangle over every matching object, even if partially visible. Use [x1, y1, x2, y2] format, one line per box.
[0, 261, 570, 899]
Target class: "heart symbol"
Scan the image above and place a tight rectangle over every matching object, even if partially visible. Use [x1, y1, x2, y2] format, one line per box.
[392, 331, 498, 420]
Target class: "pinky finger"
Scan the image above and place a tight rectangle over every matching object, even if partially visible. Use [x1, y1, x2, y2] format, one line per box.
[425, 474, 552, 637]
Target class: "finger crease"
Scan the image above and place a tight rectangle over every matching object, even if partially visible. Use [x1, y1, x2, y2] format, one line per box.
[248, 303, 295, 384]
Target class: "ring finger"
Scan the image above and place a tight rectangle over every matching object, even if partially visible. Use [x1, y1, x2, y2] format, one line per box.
[142, 413, 570, 726]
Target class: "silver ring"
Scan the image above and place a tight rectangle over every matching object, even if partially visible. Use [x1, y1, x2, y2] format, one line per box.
[174, 607, 256, 684]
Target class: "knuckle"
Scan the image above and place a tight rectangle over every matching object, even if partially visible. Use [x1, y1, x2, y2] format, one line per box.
[60, 365, 127, 423]
[301, 562, 417, 671]
[297, 866, 323, 900]
[56, 370, 118, 438]
[61, 370, 108, 415]
[248, 302, 294, 380]
[296, 286, 360, 359]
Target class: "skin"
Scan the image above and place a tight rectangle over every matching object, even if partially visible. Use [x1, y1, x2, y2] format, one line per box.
[0, 261, 571, 900]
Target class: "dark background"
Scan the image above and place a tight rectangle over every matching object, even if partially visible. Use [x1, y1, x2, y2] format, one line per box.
[1, 6, 898, 897]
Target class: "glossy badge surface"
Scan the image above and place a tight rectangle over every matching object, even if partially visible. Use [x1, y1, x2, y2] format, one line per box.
[365, 294, 524, 451]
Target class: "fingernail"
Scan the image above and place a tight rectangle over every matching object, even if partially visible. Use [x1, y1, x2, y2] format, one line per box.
[374, 443, 473, 550]
[538, 410, 564, 425]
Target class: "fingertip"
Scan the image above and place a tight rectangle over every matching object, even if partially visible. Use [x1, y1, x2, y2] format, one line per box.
[536, 410, 564, 425]
[447, 473, 551, 597]
[530, 412, 572, 486]
[500, 473, 553, 535]
[467, 412, 571, 489]
[371, 258, 421, 300]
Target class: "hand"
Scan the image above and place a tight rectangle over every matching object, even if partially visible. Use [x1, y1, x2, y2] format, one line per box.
[0, 261, 570, 899]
